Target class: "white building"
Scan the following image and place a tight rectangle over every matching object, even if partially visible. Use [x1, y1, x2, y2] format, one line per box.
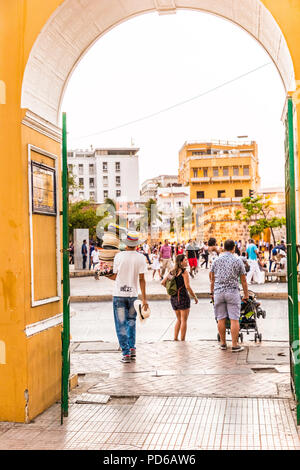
[157, 186, 190, 224]
[140, 175, 179, 200]
[68, 147, 140, 203]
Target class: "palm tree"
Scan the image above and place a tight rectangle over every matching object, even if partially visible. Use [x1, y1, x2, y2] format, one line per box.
[137, 198, 162, 239]
[104, 197, 116, 211]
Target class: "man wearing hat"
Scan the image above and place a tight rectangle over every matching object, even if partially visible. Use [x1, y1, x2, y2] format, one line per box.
[106, 231, 149, 363]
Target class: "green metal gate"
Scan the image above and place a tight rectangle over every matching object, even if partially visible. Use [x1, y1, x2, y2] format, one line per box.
[61, 112, 70, 424]
[285, 95, 300, 424]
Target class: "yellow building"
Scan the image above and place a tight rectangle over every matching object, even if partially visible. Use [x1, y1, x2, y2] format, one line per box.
[179, 140, 260, 208]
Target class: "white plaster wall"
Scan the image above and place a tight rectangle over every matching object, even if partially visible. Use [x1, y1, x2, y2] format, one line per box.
[21, 0, 295, 125]
[95, 154, 140, 203]
[69, 154, 97, 200]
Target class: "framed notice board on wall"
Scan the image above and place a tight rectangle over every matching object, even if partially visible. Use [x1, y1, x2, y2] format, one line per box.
[28, 144, 61, 307]
[31, 161, 57, 215]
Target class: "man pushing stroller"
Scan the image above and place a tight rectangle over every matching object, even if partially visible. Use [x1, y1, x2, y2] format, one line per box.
[210, 239, 249, 352]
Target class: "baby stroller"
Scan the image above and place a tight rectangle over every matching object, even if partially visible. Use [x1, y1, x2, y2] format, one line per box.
[216, 290, 266, 343]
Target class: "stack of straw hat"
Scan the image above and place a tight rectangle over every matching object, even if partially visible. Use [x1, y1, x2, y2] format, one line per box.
[98, 223, 127, 267]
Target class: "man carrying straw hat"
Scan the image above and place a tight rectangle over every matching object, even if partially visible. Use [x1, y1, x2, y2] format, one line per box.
[106, 231, 149, 363]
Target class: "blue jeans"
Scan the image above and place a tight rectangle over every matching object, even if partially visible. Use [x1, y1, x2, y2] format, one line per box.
[113, 296, 137, 356]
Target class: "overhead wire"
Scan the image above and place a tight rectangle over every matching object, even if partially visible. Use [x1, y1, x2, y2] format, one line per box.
[70, 62, 272, 141]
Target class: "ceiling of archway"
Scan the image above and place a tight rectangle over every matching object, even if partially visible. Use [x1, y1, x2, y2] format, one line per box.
[21, 0, 295, 125]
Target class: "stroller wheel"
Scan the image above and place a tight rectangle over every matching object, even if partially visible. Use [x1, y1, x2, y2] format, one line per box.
[259, 333, 262, 343]
[217, 333, 220, 342]
[262, 311, 266, 319]
[254, 333, 257, 343]
[239, 333, 244, 343]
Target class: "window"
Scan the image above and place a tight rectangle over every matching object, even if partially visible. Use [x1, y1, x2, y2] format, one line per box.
[68, 164, 73, 174]
[67, 152, 73, 158]
[79, 192, 84, 199]
[235, 189, 243, 197]
[193, 169, 198, 178]
[243, 166, 250, 176]
[103, 175, 108, 186]
[203, 168, 208, 177]
[90, 191, 95, 201]
[103, 190, 108, 199]
[116, 190, 121, 197]
[218, 190, 225, 198]
[213, 167, 219, 177]
[103, 162, 108, 172]
[89, 164, 95, 174]
[89, 178, 94, 188]
[116, 176, 121, 186]
[223, 167, 229, 176]
[196, 191, 204, 199]
[78, 164, 84, 175]
[115, 162, 120, 172]
[233, 166, 239, 176]
[79, 178, 84, 187]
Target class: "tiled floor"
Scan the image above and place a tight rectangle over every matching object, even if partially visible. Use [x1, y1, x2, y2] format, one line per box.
[1, 340, 299, 450]
[70, 341, 291, 398]
[0, 397, 299, 450]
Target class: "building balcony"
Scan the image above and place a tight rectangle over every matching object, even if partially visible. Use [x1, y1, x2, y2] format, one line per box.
[192, 198, 211, 204]
[231, 175, 251, 181]
[212, 197, 231, 203]
[232, 197, 242, 202]
[211, 176, 230, 182]
[191, 177, 210, 183]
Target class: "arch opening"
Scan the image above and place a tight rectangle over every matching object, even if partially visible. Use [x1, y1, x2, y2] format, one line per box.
[21, 0, 295, 126]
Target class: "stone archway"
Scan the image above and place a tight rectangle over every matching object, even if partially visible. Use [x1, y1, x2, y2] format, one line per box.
[21, 0, 295, 126]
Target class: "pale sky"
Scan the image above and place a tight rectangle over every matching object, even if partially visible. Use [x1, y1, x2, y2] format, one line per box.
[62, 10, 286, 189]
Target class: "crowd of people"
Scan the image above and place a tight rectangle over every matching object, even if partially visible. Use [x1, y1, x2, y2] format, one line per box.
[134, 238, 287, 285]
[70, 234, 287, 362]
[70, 237, 287, 283]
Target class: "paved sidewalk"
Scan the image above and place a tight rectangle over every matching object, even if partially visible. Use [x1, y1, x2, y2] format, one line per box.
[70, 341, 291, 399]
[1, 339, 299, 450]
[0, 397, 298, 450]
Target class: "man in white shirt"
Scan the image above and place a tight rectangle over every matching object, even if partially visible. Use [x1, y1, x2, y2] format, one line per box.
[91, 247, 100, 270]
[246, 239, 263, 284]
[107, 232, 148, 363]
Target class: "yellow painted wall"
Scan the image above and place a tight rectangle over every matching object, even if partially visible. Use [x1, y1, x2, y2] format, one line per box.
[0, 1, 30, 422]
[190, 182, 253, 201]
[32, 215, 58, 301]
[27, 326, 61, 421]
